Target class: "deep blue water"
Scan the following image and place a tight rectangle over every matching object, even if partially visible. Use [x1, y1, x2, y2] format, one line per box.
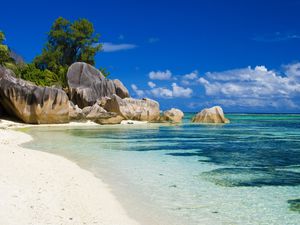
[23, 114, 300, 225]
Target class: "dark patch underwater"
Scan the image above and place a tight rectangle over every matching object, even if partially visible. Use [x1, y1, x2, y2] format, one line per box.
[201, 168, 300, 187]
[288, 199, 300, 213]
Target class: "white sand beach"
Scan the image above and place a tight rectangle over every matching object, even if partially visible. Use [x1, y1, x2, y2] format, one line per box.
[0, 120, 139, 225]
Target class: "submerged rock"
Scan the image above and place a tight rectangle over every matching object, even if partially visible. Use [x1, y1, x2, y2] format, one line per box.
[160, 108, 184, 123]
[288, 199, 300, 213]
[0, 66, 69, 124]
[67, 62, 129, 108]
[201, 168, 300, 187]
[192, 106, 229, 124]
[104, 94, 160, 121]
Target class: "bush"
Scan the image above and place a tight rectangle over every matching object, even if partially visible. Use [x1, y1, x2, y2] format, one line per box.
[14, 64, 67, 87]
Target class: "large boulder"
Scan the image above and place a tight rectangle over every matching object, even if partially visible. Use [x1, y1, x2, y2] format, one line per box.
[0, 66, 69, 124]
[104, 94, 160, 121]
[67, 62, 129, 108]
[192, 106, 230, 124]
[161, 108, 184, 123]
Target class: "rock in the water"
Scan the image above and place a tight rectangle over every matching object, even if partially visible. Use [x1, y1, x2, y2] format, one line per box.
[69, 102, 84, 121]
[67, 62, 129, 108]
[192, 106, 229, 124]
[0, 66, 69, 124]
[113, 79, 129, 99]
[161, 108, 184, 123]
[104, 94, 160, 121]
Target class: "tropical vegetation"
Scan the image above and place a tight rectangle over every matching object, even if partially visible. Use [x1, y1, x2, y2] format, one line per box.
[0, 17, 106, 88]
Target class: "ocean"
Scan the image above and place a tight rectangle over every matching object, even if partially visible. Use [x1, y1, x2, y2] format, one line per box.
[22, 113, 300, 225]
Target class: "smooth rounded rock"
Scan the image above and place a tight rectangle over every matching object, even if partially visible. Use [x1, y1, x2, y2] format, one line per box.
[67, 62, 129, 108]
[161, 108, 184, 123]
[192, 106, 229, 124]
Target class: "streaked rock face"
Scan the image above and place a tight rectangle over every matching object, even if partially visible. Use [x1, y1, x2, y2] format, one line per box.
[192, 106, 229, 124]
[0, 66, 69, 124]
[67, 62, 129, 108]
[104, 94, 160, 121]
[113, 79, 129, 99]
[161, 108, 184, 123]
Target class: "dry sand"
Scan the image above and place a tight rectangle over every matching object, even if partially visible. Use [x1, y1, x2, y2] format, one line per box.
[0, 120, 139, 225]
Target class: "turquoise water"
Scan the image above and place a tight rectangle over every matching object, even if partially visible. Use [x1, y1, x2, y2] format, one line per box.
[23, 114, 300, 225]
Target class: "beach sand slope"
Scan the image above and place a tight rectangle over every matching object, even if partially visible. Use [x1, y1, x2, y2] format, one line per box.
[0, 128, 139, 225]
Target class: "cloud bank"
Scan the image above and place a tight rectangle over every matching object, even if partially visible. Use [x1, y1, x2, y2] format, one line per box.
[130, 63, 300, 111]
[197, 63, 300, 109]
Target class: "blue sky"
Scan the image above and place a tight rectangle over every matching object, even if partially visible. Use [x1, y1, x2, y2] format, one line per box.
[1, 0, 300, 112]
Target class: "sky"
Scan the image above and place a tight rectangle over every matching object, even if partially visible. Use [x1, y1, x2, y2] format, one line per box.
[1, 0, 300, 112]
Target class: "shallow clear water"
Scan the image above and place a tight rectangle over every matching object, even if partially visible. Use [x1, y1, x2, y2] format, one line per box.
[23, 114, 300, 225]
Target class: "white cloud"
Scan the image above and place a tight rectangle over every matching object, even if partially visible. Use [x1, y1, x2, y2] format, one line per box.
[181, 70, 199, 86]
[197, 63, 300, 109]
[149, 70, 172, 80]
[131, 84, 144, 97]
[172, 83, 193, 98]
[150, 83, 193, 99]
[102, 42, 137, 52]
[284, 62, 300, 81]
[147, 81, 156, 88]
[183, 70, 198, 80]
[151, 87, 173, 98]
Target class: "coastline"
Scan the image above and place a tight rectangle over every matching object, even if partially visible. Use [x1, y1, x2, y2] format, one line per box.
[0, 120, 139, 225]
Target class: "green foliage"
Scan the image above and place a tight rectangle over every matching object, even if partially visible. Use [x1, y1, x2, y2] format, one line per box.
[17, 64, 68, 87]
[34, 17, 101, 72]
[99, 67, 110, 77]
[0, 31, 14, 65]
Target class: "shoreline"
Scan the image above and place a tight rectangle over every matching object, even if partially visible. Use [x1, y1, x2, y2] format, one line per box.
[0, 119, 139, 225]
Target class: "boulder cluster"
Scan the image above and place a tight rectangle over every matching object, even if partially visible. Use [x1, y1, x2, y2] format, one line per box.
[0, 62, 229, 125]
[0, 63, 183, 124]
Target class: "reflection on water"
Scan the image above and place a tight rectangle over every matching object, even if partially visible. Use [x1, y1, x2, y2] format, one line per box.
[23, 114, 300, 225]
